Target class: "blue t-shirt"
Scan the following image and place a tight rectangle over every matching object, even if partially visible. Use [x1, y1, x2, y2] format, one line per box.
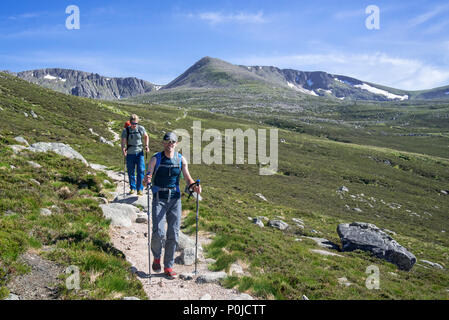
[153, 152, 182, 199]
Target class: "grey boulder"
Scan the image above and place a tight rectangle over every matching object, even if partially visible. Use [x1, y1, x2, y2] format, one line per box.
[177, 231, 202, 252]
[181, 247, 196, 266]
[28, 142, 88, 165]
[252, 218, 264, 228]
[99, 203, 139, 227]
[268, 220, 289, 231]
[337, 222, 416, 271]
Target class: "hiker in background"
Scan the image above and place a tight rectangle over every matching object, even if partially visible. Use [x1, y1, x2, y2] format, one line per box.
[144, 132, 202, 278]
[121, 114, 149, 196]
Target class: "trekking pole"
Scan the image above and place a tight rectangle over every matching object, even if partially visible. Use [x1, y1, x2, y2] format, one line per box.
[188, 179, 201, 275]
[123, 155, 126, 197]
[147, 181, 152, 283]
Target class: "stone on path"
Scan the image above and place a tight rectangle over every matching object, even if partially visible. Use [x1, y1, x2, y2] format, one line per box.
[100, 203, 139, 227]
[196, 272, 227, 284]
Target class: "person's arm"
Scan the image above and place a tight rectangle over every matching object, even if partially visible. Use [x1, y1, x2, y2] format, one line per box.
[143, 133, 149, 153]
[181, 156, 201, 194]
[121, 137, 127, 156]
[144, 156, 156, 185]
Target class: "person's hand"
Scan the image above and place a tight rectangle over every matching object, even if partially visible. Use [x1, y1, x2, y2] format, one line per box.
[145, 146, 149, 153]
[193, 184, 202, 195]
[123, 148, 127, 157]
[144, 174, 152, 185]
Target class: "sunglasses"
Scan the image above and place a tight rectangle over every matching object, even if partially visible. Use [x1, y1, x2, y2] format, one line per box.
[164, 140, 177, 144]
[130, 122, 138, 125]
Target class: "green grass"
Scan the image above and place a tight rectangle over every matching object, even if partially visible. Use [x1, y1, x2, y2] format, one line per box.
[0, 133, 145, 299]
[1, 72, 448, 300]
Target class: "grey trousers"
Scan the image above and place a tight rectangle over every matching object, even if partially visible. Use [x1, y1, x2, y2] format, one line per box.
[151, 195, 182, 269]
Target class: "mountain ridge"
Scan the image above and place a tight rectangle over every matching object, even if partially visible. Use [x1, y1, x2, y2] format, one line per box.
[162, 56, 448, 101]
[8, 68, 159, 100]
[5, 56, 449, 101]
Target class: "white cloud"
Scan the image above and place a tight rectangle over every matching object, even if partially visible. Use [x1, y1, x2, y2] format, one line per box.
[423, 19, 449, 34]
[232, 52, 449, 90]
[0, 25, 66, 39]
[188, 11, 266, 25]
[8, 12, 44, 20]
[332, 8, 364, 20]
[409, 4, 449, 27]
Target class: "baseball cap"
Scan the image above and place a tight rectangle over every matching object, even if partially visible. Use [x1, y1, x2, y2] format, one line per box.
[163, 132, 178, 142]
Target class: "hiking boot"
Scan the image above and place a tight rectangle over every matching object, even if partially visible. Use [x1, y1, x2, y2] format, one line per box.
[164, 268, 177, 279]
[137, 190, 143, 196]
[129, 189, 135, 195]
[152, 259, 161, 272]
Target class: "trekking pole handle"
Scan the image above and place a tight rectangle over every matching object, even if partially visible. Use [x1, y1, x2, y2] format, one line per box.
[187, 179, 200, 199]
[188, 179, 200, 189]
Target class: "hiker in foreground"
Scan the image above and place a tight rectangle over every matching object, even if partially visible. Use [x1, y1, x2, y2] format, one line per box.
[121, 114, 149, 196]
[144, 132, 202, 278]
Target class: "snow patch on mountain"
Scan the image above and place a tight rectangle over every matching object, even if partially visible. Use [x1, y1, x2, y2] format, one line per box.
[307, 79, 314, 87]
[44, 74, 57, 80]
[287, 82, 318, 96]
[44, 74, 67, 82]
[354, 83, 409, 100]
[335, 78, 354, 86]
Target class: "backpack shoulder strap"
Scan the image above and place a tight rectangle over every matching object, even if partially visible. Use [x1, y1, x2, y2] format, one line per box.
[126, 127, 130, 149]
[153, 151, 163, 179]
[176, 152, 183, 188]
[178, 152, 182, 167]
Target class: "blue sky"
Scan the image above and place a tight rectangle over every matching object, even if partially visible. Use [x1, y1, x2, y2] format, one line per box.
[1, 0, 448, 90]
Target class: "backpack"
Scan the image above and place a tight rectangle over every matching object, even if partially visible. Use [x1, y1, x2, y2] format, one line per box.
[125, 125, 142, 150]
[151, 151, 183, 194]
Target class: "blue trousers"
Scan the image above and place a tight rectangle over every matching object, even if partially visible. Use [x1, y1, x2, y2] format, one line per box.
[126, 151, 145, 191]
[151, 196, 182, 269]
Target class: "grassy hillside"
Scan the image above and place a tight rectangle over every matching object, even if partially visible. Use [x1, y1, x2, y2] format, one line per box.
[132, 86, 449, 159]
[1, 72, 448, 299]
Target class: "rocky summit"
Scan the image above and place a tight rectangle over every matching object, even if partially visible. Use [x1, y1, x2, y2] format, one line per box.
[14, 68, 158, 100]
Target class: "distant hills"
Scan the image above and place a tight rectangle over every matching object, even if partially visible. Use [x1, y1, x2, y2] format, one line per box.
[6, 68, 159, 100]
[5, 57, 449, 101]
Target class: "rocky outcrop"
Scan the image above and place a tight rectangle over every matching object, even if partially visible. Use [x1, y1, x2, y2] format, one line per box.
[16, 68, 157, 100]
[9, 139, 88, 166]
[337, 222, 416, 271]
[268, 220, 289, 231]
[28, 142, 88, 165]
